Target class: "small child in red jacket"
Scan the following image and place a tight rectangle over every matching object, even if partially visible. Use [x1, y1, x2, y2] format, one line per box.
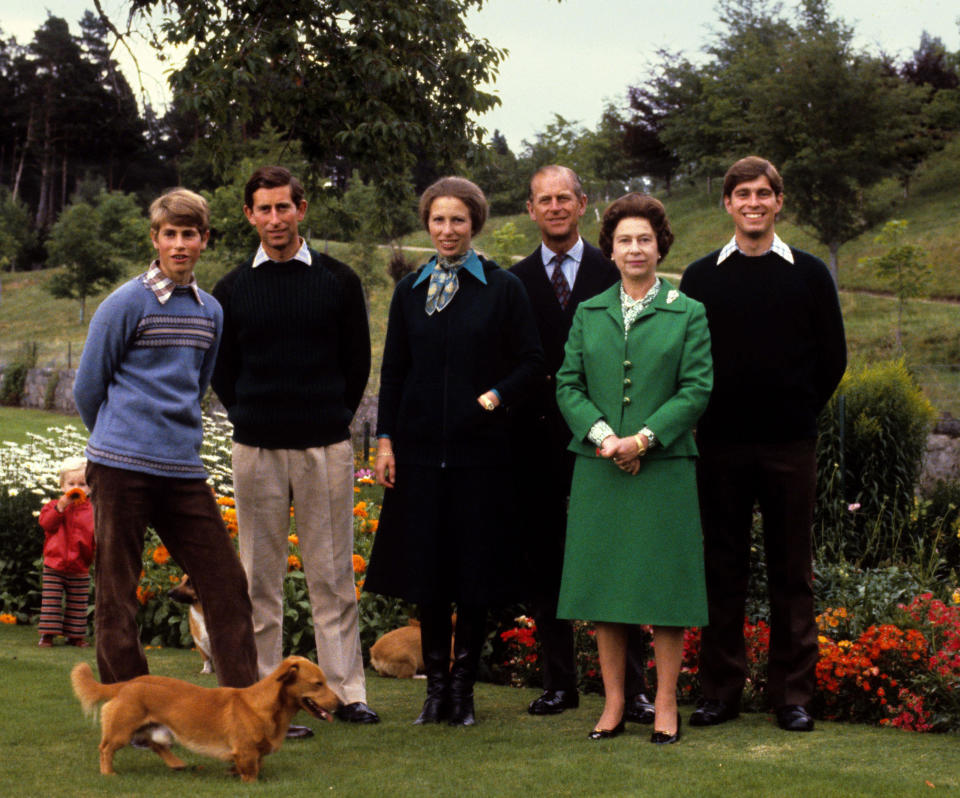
[37, 456, 95, 647]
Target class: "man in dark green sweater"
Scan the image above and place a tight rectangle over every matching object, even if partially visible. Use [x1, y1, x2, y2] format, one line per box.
[212, 166, 378, 731]
[680, 157, 846, 733]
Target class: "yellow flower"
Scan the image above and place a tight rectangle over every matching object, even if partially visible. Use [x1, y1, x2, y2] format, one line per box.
[0, 613, 17, 625]
[952, 588, 960, 605]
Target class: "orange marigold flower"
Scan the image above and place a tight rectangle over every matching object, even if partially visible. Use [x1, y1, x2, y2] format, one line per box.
[216, 496, 235, 507]
[289, 506, 295, 517]
[288, 534, 299, 546]
[353, 502, 369, 518]
[288, 554, 302, 571]
[366, 519, 379, 533]
[136, 585, 154, 605]
[152, 545, 170, 566]
[353, 554, 367, 574]
[354, 487, 361, 494]
[0, 613, 17, 625]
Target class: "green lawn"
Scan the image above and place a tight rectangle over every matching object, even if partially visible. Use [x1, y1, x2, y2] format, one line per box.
[0, 406, 83, 444]
[0, 625, 957, 797]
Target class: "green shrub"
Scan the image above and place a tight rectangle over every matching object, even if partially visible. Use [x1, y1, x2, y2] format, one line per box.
[0, 488, 45, 620]
[816, 359, 937, 566]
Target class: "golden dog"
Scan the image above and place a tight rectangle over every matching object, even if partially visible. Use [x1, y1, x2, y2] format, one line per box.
[369, 616, 456, 679]
[71, 655, 341, 782]
[370, 620, 425, 679]
[166, 573, 214, 674]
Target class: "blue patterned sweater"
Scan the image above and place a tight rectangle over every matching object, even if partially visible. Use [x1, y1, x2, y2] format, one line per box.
[74, 275, 222, 478]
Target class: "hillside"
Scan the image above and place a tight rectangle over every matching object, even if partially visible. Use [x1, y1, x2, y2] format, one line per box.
[1, 141, 958, 412]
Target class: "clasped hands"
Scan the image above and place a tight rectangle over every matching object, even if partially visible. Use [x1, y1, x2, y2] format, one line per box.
[598, 433, 649, 475]
[375, 391, 501, 489]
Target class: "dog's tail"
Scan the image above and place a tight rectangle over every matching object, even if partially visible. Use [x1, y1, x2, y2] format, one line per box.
[70, 662, 121, 715]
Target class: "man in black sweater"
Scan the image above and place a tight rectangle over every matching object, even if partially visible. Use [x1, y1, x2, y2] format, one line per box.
[680, 156, 846, 733]
[212, 166, 378, 730]
[509, 165, 655, 723]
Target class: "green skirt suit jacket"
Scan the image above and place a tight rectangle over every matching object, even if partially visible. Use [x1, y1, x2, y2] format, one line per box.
[555, 280, 713, 626]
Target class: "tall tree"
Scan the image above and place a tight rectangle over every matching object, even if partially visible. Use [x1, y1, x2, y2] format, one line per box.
[46, 201, 123, 322]
[746, 0, 904, 280]
[115, 0, 505, 213]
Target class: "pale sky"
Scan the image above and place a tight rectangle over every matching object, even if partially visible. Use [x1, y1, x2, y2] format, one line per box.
[3, 0, 959, 151]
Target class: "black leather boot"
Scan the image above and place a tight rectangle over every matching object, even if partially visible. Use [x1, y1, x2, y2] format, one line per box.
[414, 603, 453, 724]
[448, 605, 487, 726]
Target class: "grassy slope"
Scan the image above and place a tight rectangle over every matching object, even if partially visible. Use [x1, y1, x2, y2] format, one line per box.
[0, 625, 956, 798]
[2, 141, 958, 404]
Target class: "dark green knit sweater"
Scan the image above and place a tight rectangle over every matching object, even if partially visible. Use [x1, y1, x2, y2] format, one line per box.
[211, 248, 370, 449]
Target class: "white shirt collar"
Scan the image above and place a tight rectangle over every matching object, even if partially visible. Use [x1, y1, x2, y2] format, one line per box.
[539, 236, 584, 267]
[251, 238, 312, 268]
[717, 233, 794, 265]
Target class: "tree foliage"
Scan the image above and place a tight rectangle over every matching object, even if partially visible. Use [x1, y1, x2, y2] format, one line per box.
[46, 201, 125, 322]
[623, 0, 953, 280]
[124, 0, 504, 200]
[858, 220, 930, 351]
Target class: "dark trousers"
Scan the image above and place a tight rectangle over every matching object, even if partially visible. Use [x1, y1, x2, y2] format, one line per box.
[695, 439, 818, 708]
[87, 463, 258, 687]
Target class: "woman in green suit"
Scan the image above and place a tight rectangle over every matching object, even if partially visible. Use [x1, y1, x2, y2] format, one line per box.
[556, 193, 712, 744]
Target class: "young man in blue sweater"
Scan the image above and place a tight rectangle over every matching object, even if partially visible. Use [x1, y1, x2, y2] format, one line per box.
[74, 189, 257, 688]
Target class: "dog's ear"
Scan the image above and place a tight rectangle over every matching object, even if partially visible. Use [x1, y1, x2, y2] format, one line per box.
[277, 662, 300, 685]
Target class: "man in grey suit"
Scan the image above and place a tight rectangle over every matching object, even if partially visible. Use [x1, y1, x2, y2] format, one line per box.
[509, 165, 654, 721]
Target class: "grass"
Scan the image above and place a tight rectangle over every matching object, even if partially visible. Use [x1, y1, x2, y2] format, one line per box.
[0, 624, 957, 797]
[0, 407, 83, 444]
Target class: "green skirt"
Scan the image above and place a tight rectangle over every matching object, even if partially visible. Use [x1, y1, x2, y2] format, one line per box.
[557, 454, 708, 627]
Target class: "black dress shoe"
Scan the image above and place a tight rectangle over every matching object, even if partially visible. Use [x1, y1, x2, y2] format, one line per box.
[528, 689, 579, 715]
[776, 704, 814, 732]
[689, 699, 740, 727]
[334, 702, 380, 724]
[650, 713, 681, 744]
[587, 719, 625, 740]
[624, 692, 655, 724]
[285, 724, 315, 739]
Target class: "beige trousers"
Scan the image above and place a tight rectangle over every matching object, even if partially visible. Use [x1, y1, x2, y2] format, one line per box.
[232, 440, 367, 704]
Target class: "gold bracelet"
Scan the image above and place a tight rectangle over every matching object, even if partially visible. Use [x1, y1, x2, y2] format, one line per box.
[633, 433, 646, 455]
[376, 452, 394, 458]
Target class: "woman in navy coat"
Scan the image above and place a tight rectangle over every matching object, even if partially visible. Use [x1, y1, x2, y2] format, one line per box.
[365, 177, 543, 726]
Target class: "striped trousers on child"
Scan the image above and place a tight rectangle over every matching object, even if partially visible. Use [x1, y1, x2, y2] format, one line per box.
[38, 566, 90, 639]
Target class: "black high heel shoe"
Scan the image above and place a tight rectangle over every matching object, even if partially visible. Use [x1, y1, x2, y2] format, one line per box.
[588, 719, 625, 740]
[650, 712, 682, 744]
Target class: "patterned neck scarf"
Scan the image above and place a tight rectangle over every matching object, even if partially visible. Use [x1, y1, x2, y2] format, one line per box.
[620, 277, 661, 337]
[425, 250, 471, 315]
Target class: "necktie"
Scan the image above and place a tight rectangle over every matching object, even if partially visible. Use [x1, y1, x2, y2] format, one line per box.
[550, 254, 571, 310]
